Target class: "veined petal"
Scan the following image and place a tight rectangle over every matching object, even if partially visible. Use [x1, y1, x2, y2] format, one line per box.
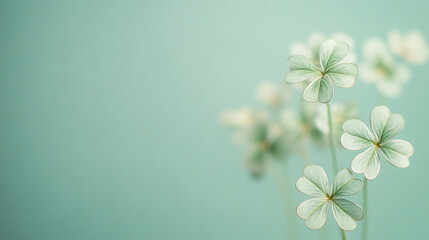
[297, 165, 329, 196]
[318, 76, 334, 103]
[332, 198, 364, 231]
[380, 140, 413, 168]
[341, 119, 376, 150]
[319, 40, 349, 72]
[297, 198, 329, 230]
[296, 177, 327, 197]
[303, 78, 322, 102]
[370, 105, 391, 142]
[380, 113, 405, 142]
[331, 168, 362, 197]
[351, 146, 380, 179]
[285, 56, 321, 84]
[285, 70, 322, 84]
[325, 63, 358, 88]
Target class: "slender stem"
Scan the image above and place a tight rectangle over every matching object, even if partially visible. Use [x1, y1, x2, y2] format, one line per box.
[341, 229, 347, 240]
[327, 103, 343, 239]
[362, 178, 368, 240]
[327, 103, 339, 173]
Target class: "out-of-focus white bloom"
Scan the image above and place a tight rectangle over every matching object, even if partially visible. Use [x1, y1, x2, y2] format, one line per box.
[388, 30, 429, 64]
[360, 38, 411, 98]
[280, 102, 327, 149]
[315, 102, 358, 144]
[290, 32, 356, 65]
[220, 107, 266, 128]
[256, 81, 289, 107]
[241, 122, 291, 178]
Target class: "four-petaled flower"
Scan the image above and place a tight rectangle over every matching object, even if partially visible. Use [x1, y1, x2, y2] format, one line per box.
[341, 105, 414, 179]
[296, 165, 364, 230]
[285, 40, 358, 103]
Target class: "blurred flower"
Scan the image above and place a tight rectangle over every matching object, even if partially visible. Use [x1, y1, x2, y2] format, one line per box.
[281, 101, 327, 150]
[285, 40, 358, 103]
[360, 38, 411, 98]
[256, 81, 289, 107]
[341, 105, 414, 179]
[388, 29, 429, 64]
[220, 107, 266, 129]
[315, 102, 358, 145]
[290, 32, 356, 66]
[296, 165, 364, 230]
[242, 122, 291, 178]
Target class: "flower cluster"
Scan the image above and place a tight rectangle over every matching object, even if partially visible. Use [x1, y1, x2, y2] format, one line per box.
[360, 30, 428, 98]
[221, 81, 356, 177]
[222, 30, 422, 236]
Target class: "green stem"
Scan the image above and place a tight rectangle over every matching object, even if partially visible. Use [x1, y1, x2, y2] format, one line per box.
[341, 229, 347, 240]
[362, 178, 368, 240]
[327, 103, 339, 173]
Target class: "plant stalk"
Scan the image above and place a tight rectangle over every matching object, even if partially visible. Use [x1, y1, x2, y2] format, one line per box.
[341, 229, 347, 240]
[327, 103, 339, 173]
[362, 178, 368, 240]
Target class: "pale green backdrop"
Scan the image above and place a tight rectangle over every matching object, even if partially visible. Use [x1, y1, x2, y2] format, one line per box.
[0, 0, 427, 239]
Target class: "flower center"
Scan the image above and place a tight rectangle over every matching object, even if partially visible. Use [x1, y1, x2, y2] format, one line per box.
[260, 141, 271, 151]
[301, 123, 310, 133]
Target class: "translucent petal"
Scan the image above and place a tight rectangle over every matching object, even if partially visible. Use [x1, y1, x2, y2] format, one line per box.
[351, 146, 380, 179]
[380, 113, 405, 142]
[325, 63, 358, 88]
[297, 165, 329, 196]
[370, 105, 391, 142]
[380, 140, 414, 168]
[341, 119, 375, 150]
[303, 78, 321, 102]
[332, 198, 364, 231]
[285, 56, 321, 84]
[331, 168, 362, 197]
[318, 77, 333, 103]
[296, 177, 327, 197]
[297, 198, 329, 230]
[319, 40, 349, 72]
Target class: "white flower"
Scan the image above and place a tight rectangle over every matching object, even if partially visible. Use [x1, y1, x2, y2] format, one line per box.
[388, 29, 429, 64]
[256, 81, 289, 107]
[360, 38, 411, 98]
[315, 102, 358, 144]
[220, 107, 265, 128]
[290, 32, 356, 66]
[280, 102, 327, 149]
[341, 106, 414, 179]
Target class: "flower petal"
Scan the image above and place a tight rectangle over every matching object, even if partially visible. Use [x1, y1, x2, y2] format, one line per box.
[296, 165, 329, 197]
[332, 198, 364, 231]
[370, 105, 391, 142]
[303, 78, 321, 102]
[285, 56, 322, 84]
[325, 63, 358, 88]
[341, 119, 376, 150]
[370, 106, 405, 142]
[380, 113, 405, 142]
[331, 168, 362, 197]
[351, 146, 380, 179]
[319, 40, 349, 72]
[297, 198, 329, 230]
[318, 77, 333, 103]
[380, 140, 413, 168]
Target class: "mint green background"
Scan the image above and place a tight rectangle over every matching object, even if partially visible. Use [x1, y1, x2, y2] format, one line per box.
[0, 0, 427, 239]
